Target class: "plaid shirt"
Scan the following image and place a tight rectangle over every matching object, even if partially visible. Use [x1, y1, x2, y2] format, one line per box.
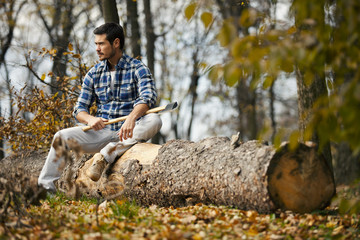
[73, 53, 157, 131]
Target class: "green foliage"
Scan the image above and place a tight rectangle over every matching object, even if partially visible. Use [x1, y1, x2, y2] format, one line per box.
[203, 0, 360, 153]
[110, 199, 140, 220]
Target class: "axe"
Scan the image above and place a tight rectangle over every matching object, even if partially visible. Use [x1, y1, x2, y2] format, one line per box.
[82, 102, 178, 132]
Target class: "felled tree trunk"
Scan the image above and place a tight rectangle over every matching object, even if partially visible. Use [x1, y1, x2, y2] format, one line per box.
[68, 137, 335, 213]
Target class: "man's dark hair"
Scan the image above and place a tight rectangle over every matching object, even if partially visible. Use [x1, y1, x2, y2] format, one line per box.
[93, 22, 125, 50]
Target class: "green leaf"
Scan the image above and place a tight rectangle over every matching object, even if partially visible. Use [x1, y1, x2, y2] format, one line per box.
[208, 64, 223, 84]
[239, 9, 257, 28]
[262, 75, 275, 89]
[184, 3, 197, 21]
[201, 12, 213, 29]
[280, 58, 294, 73]
[224, 63, 241, 87]
[218, 20, 237, 47]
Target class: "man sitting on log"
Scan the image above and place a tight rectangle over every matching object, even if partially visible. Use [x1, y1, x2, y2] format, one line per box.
[38, 23, 162, 193]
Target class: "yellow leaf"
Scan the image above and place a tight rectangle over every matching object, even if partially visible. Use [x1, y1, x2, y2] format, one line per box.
[72, 54, 81, 58]
[41, 74, 46, 81]
[184, 2, 197, 21]
[248, 224, 259, 236]
[287, 26, 297, 35]
[192, 233, 203, 240]
[68, 42, 74, 51]
[201, 12, 213, 29]
[49, 48, 57, 56]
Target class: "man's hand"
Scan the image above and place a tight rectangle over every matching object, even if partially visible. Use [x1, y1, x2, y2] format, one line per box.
[117, 103, 149, 141]
[87, 116, 108, 131]
[76, 111, 108, 131]
[118, 117, 136, 141]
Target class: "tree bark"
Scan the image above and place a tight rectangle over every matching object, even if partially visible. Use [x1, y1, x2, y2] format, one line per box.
[216, 0, 257, 141]
[68, 137, 335, 213]
[34, 0, 74, 95]
[292, 0, 333, 171]
[126, 0, 141, 58]
[0, 106, 3, 160]
[143, 0, 155, 76]
[101, 0, 119, 24]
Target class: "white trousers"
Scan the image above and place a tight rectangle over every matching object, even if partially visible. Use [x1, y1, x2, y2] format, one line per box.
[38, 113, 162, 191]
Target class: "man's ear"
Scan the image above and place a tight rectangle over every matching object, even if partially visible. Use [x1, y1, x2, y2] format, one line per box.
[113, 38, 120, 49]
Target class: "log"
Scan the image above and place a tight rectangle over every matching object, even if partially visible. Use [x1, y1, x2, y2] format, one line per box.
[68, 137, 335, 213]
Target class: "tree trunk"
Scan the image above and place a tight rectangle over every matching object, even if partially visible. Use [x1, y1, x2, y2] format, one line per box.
[187, 51, 199, 140]
[293, 0, 333, 171]
[143, 0, 155, 76]
[126, 0, 141, 58]
[296, 68, 333, 172]
[269, 82, 277, 142]
[101, 0, 119, 24]
[236, 79, 257, 141]
[0, 105, 3, 160]
[67, 137, 335, 213]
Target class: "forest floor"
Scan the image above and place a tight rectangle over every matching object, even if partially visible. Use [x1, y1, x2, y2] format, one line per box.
[0, 150, 359, 239]
[0, 185, 359, 240]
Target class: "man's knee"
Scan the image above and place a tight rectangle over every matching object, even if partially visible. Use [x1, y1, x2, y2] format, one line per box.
[134, 113, 162, 140]
[143, 113, 162, 134]
[51, 128, 77, 148]
[147, 113, 162, 131]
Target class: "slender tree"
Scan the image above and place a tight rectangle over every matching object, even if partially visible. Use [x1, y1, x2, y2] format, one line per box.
[143, 0, 155, 76]
[33, 0, 75, 94]
[215, 0, 259, 140]
[101, 0, 119, 23]
[126, 0, 141, 58]
[0, 0, 26, 159]
[291, 0, 333, 170]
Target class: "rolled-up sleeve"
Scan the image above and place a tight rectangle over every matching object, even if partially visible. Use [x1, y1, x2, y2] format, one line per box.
[73, 72, 95, 121]
[134, 65, 157, 108]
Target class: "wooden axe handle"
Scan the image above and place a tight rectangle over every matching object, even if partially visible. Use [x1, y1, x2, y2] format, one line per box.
[82, 105, 167, 132]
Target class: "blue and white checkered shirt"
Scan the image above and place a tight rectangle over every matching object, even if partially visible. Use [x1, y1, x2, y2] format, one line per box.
[73, 53, 157, 131]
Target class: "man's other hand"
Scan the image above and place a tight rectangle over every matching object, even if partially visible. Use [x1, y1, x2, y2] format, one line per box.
[118, 118, 135, 141]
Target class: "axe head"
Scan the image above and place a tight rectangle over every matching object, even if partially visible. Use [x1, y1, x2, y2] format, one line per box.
[161, 102, 178, 112]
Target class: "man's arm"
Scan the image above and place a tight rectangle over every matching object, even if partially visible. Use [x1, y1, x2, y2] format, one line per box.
[76, 111, 108, 131]
[118, 103, 149, 141]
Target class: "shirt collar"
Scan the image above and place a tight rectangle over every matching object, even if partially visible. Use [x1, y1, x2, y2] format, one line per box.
[117, 53, 128, 69]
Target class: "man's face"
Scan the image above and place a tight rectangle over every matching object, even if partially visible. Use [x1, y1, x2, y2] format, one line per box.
[94, 34, 116, 61]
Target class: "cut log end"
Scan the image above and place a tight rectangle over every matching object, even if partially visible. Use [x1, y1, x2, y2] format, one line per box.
[267, 143, 335, 213]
